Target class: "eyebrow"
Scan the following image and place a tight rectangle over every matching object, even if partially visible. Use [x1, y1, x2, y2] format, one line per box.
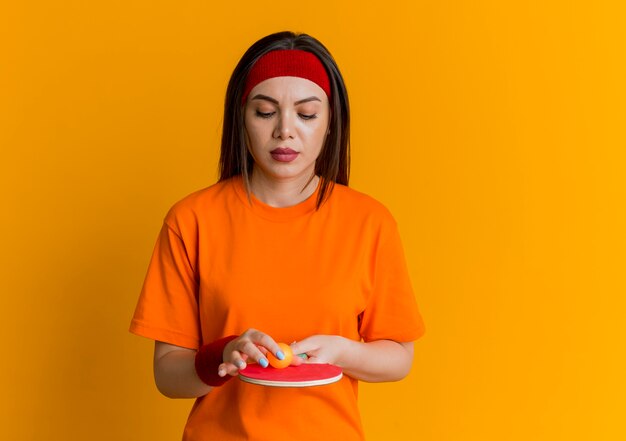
[250, 94, 322, 105]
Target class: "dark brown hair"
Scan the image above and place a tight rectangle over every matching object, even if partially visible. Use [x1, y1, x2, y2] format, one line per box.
[218, 31, 350, 208]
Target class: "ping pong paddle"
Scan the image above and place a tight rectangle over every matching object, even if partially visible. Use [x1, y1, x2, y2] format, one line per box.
[239, 364, 343, 388]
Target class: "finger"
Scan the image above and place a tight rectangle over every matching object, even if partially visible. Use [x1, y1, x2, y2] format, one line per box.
[290, 339, 317, 358]
[218, 362, 239, 377]
[218, 362, 227, 377]
[225, 349, 248, 371]
[290, 354, 305, 366]
[290, 342, 314, 365]
[306, 355, 324, 364]
[238, 340, 270, 367]
[218, 361, 237, 376]
[250, 331, 284, 359]
[222, 352, 250, 375]
[217, 363, 233, 377]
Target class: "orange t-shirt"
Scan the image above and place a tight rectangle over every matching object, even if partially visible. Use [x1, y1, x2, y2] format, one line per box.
[130, 176, 425, 441]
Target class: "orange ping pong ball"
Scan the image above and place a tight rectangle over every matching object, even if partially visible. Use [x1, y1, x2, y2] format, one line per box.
[266, 343, 293, 369]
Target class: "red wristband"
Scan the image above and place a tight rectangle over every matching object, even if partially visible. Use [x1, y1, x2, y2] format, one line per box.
[194, 335, 238, 387]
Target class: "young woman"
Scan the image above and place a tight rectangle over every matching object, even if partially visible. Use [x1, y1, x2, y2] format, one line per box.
[130, 31, 425, 441]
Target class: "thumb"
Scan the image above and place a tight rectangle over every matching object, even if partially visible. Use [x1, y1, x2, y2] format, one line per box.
[290, 338, 317, 359]
[289, 342, 306, 358]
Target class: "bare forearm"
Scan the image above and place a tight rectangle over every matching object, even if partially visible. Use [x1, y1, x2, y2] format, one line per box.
[153, 330, 288, 399]
[337, 339, 414, 382]
[154, 347, 213, 399]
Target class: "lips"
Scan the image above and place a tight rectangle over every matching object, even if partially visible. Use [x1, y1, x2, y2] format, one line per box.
[270, 147, 299, 163]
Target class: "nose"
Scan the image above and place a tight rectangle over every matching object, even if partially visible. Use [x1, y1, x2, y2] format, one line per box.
[273, 112, 295, 140]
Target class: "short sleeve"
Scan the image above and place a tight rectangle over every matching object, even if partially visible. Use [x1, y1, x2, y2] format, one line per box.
[129, 220, 201, 349]
[359, 216, 426, 343]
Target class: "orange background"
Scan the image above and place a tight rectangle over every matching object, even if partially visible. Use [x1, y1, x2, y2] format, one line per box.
[1, 1, 625, 440]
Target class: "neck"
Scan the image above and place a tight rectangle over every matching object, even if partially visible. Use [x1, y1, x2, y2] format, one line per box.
[249, 172, 319, 208]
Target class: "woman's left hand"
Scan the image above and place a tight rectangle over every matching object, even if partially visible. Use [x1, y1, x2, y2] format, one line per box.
[289, 335, 349, 366]
[290, 336, 415, 382]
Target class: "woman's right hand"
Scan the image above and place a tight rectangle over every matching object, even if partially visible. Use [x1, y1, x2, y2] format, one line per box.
[218, 328, 286, 377]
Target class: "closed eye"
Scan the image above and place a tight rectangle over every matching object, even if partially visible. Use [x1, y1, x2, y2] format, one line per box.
[299, 113, 317, 120]
[255, 111, 275, 119]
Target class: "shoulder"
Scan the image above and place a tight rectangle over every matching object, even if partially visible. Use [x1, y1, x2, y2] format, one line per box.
[163, 178, 238, 233]
[329, 184, 397, 232]
[328, 183, 397, 225]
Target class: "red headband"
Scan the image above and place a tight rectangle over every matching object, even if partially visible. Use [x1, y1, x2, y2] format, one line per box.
[242, 49, 331, 103]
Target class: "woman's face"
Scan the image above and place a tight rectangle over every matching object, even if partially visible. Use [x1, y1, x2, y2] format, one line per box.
[244, 76, 330, 184]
